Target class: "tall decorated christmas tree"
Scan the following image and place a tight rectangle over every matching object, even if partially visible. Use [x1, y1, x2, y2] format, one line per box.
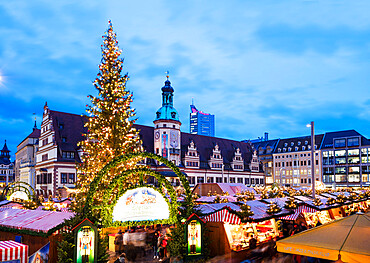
[73, 21, 143, 216]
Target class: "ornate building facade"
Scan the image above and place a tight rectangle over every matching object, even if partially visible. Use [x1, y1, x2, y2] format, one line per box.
[26, 77, 264, 197]
[0, 141, 14, 189]
[15, 124, 40, 187]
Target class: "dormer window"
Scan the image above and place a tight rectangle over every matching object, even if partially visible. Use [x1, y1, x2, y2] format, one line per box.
[156, 112, 161, 118]
[291, 142, 294, 146]
[278, 148, 281, 153]
[295, 146, 299, 151]
[288, 147, 292, 152]
[305, 141, 308, 145]
[62, 137, 67, 142]
[284, 143, 288, 147]
[283, 148, 287, 152]
[302, 146, 306, 151]
[171, 112, 176, 118]
[298, 141, 301, 146]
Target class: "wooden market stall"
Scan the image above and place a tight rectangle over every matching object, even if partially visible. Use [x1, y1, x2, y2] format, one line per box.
[198, 200, 291, 257]
[0, 208, 74, 262]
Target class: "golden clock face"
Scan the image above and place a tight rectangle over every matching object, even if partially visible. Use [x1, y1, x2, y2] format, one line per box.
[155, 131, 160, 141]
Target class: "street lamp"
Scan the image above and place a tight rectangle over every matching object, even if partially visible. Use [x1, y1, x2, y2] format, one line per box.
[307, 121, 315, 198]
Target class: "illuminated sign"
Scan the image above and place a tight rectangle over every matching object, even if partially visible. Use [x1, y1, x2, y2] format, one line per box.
[73, 219, 97, 263]
[77, 226, 95, 263]
[112, 187, 170, 222]
[187, 220, 202, 255]
[162, 134, 168, 158]
[9, 191, 29, 201]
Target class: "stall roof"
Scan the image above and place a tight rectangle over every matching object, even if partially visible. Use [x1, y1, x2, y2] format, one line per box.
[245, 200, 292, 221]
[261, 197, 305, 208]
[196, 196, 237, 203]
[293, 195, 339, 210]
[0, 209, 74, 233]
[196, 202, 241, 215]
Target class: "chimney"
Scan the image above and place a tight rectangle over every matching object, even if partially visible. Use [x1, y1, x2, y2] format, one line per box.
[264, 132, 269, 141]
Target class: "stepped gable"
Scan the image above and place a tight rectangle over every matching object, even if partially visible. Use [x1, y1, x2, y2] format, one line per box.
[49, 110, 87, 163]
[181, 132, 253, 171]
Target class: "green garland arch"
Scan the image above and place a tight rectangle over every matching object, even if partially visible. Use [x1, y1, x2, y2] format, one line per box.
[84, 152, 193, 226]
[1, 181, 35, 200]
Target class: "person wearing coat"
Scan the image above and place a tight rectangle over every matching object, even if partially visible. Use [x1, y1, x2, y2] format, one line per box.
[115, 229, 124, 255]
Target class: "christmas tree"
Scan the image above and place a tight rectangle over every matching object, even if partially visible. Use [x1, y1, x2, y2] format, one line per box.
[73, 21, 143, 215]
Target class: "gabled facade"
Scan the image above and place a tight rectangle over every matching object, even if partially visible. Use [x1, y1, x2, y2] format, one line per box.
[251, 139, 280, 185]
[15, 124, 40, 187]
[34, 102, 86, 197]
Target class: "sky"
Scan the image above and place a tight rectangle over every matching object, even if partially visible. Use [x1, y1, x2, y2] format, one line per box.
[0, 0, 370, 159]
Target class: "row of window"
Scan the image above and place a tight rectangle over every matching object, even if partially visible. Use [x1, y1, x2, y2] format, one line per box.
[37, 173, 52, 184]
[188, 176, 264, 185]
[278, 145, 317, 153]
[36, 173, 76, 184]
[211, 163, 223, 168]
[62, 151, 75, 159]
[60, 173, 75, 184]
[334, 137, 359, 148]
[186, 161, 199, 167]
[275, 160, 318, 167]
[323, 174, 365, 183]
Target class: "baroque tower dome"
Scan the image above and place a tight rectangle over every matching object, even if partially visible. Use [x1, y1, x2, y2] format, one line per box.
[154, 75, 180, 123]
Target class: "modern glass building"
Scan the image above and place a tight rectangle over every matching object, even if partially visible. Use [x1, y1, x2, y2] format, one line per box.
[190, 103, 215, 137]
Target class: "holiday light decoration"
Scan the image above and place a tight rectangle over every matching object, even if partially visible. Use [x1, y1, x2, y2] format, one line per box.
[238, 203, 254, 222]
[284, 196, 298, 209]
[313, 197, 323, 207]
[74, 21, 143, 216]
[326, 197, 336, 206]
[266, 202, 282, 214]
[335, 193, 347, 204]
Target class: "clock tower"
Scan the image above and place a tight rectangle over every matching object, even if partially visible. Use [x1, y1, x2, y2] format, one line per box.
[153, 73, 181, 165]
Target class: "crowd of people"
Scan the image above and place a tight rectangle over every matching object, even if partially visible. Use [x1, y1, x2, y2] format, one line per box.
[113, 226, 169, 262]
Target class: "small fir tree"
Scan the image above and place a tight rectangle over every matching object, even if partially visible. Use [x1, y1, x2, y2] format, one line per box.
[74, 21, 143, 216]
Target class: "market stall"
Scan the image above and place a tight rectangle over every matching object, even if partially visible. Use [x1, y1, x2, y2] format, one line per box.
[276, 212, 370, 263]
[0, 240, 28, 263]
[199, 200, 290, 255]
[0, 209, 74, 262]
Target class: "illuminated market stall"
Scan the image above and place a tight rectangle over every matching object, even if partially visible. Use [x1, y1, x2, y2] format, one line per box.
[198, 200, 291, 256]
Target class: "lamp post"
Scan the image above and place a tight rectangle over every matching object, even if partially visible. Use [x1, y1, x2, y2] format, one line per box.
[308, 121, 316, 198]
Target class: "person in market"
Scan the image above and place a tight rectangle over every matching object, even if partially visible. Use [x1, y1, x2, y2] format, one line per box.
[158, 233, 168, 262]
[299, 222, 308, 232]
[114, 229, 124, 255]
[249, 235, 257, 249]
[152, 229, 160, 259]
[122, 229, 129, 253]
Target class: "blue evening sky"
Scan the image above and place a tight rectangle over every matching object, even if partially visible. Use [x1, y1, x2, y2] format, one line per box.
[0, 0, 369, 159]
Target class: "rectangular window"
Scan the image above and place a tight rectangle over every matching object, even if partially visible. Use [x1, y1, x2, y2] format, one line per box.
[47, 173, 52, 184]
[348, 137, 359, 147]
[335, 174, 346, 183]
[348, 174, 360, 182]
[216, 177, 222, 183]
[61, 173, 67, 184]
[42, 154, 48, 162]
[68, 173, 75, 183]
[207, 177, 214, 183]
[335, 157, 346, 165]
[42, 173, 47, 184]
[197, 177, 204, 183]
[348, 157, 360, 164]
[334, 139, 346, 148]
[348, 149, 359, 156]
[255, 178, 259, 185]
[237, 178, 243, 184]
[260, 178, 264, 185]
[251, 178, 255, 184]
[230, 178, 235, 183]
[245, 178, 250, 185]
